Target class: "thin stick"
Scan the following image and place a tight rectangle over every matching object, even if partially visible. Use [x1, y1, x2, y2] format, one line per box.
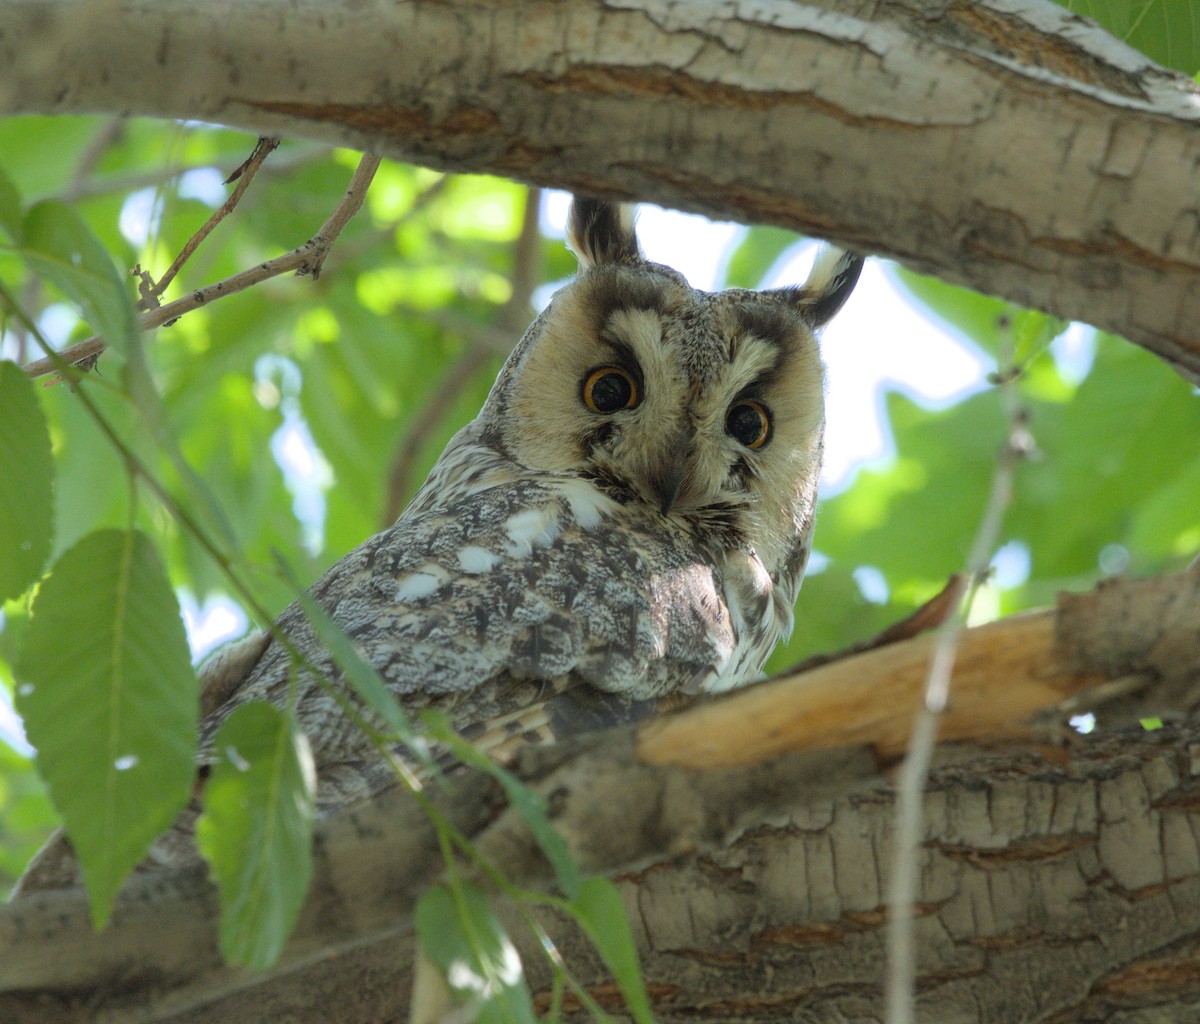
[22, 153, 382, 380]
[884, 319, 1035, 1024]
[149, 137, 279, 300]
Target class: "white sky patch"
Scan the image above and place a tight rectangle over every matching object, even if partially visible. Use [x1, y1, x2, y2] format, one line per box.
[37, 303, 81, 349]
[0, 695, 31, 757]
[180, 590, 249, 663]
[852, 564, 889, 605]
[257, 354, 334, 555]
[1051, 322, 1097, 385]
[178, 167, 228, 207]
[990, 540, 1031, 590]
[119, 187, 162, 247]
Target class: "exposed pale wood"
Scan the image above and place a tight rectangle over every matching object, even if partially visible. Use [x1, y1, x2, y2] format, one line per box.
[638, 610, 1100, 767]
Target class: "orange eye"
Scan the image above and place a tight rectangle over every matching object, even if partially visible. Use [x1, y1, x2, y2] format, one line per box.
[582, 367, 639, 413]
[726, 401, 771, 449]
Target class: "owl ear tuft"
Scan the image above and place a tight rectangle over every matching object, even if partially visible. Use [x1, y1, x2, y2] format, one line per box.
[567, 196, 641, 270]
[786, 248, 864, 329]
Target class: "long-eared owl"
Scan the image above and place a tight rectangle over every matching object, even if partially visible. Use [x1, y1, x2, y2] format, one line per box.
[192, 196, 863, 804]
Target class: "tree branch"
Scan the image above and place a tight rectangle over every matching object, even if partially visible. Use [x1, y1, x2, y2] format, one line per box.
[4, 571, 1196, 1022]
[2, 1, 1198, 380]
[21, 153, 381, 379]
[148, 136, 280, 301]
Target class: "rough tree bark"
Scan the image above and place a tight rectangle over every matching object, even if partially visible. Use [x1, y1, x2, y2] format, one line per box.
[3, 572, 1200, 1022]
[2, 0, 1200, 382]
[2, 2, 1199, 1022]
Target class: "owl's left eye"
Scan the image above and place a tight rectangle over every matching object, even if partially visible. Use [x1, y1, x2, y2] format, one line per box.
[582, 367, 639, 413]
[726, 401, 771, 449]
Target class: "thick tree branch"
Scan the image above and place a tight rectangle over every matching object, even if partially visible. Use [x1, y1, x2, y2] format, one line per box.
[3, 571, 1196, 1023]
[2, 1, 1198, 381]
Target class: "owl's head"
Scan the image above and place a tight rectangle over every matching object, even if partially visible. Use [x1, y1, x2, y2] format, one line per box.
[483, 197, 862, 582]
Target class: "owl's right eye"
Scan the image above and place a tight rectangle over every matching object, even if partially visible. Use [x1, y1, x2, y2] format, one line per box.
[582, 367, 639, 413]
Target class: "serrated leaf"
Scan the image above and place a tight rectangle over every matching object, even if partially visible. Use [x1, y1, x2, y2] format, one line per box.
[15, 528, 197, 926]
[415, 882, 537, 1024]
[572, 876, 654, 1024]
[196, 701, 315, 970]
[19, 200, 137, 356]
[426, 715, 581, 902]
[0, 361, 54, 601]
[0, 166, 21, 242]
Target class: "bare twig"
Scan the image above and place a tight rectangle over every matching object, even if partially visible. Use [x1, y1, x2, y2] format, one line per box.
[885, 317, 1036, 1024]
[380, 187, 542, 523]
[21, 153, 383, 380]
[149, 136, 279, 300]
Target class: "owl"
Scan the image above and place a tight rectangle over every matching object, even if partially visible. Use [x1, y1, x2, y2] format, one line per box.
[193, 196, 862, 803]
[18, 197, 862, 889]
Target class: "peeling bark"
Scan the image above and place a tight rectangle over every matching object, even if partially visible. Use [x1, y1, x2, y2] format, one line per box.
[1, 0, 1199, 380]
[3, 573, 1198, 1023]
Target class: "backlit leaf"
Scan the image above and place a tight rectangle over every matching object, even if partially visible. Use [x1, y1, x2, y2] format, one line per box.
[0, 361, 54, 601]
[196, 701, 316, 970]
[415, 882, 536, 1024]
[16, 528, 197, 926]
[0, 165, 20, 242]
[20, 200, 137, 356]
[572, 876, 654, 1024]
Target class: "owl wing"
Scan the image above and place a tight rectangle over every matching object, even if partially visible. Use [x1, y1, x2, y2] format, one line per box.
[200, 474, 737, 795]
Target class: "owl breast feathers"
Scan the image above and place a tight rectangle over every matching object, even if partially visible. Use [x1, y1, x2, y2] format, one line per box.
[202, 196, 864, 798]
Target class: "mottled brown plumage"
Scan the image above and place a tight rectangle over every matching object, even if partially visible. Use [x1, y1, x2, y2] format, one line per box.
[198, 197, 862, 803]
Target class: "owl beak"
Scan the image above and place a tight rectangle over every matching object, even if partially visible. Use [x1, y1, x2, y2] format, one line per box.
[650, 445, 689, 516]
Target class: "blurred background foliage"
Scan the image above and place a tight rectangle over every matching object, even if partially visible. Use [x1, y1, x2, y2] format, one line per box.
[2, 0, 1199, 894]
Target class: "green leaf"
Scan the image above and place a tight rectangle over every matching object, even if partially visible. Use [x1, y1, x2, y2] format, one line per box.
[0, 165, 21, 243]
[0, 361, 54, 601]
[196, 701, 316, 970]
[426, 714, 581, 901]
[19, 200, 137, 356]
[572, 876, 654, 1024]
[15, 528, 197, 926]
[415, 882, 537, 1024]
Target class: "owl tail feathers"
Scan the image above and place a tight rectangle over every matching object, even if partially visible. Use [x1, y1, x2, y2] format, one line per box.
[794, 247, 865, 329]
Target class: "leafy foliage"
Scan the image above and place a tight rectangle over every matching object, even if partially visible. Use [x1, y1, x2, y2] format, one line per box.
[196, 701, 315, 969]
[0, 361, 53, 601]
[415, 882, 538, 1024]
[15, 528, 196, 925]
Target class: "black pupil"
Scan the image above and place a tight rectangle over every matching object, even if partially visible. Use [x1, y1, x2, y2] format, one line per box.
[727, 404, 765, 446]
[591, 372, 632, 412]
